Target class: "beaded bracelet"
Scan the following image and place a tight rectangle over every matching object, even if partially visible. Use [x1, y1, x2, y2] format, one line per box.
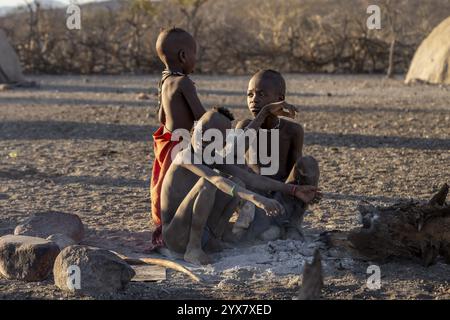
[291, 185, 297, 197]
[229, 184, 237, 197]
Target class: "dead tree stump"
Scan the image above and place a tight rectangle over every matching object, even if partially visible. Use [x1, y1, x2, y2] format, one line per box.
[348, 183, 450, 266]
[296, 249, 323, 300]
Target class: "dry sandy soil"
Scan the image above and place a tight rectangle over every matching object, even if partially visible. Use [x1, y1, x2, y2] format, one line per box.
[0, 74, 449, 300]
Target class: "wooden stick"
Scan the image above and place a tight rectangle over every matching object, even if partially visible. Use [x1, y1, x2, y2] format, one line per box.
[111, 251, 201, 282]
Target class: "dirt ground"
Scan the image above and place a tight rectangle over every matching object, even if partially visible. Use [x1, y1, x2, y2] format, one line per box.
[0, 74, 449, 300]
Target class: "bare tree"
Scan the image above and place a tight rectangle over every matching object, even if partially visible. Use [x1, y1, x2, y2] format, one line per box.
[176, 0, 209, 38]
[1, 0, 446, 75]
[380, 0, 404, 78]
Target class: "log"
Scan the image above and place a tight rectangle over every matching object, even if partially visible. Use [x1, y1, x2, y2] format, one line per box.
[347, 184, 450, 266]
[110, 251, 201, 282]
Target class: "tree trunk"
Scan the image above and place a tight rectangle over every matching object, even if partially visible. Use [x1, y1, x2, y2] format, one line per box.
[386, 38, 396, 78]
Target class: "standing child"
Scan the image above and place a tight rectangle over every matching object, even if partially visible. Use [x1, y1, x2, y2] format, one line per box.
[150, 28, 206, 247]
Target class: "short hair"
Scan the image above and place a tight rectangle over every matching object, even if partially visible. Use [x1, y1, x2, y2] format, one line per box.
[213, 106, 234, 121]
[159, 27, 190, 39]
[189, 107, 234, 135]
[253, 69, 286, 96]
[156, 28, 195, 64]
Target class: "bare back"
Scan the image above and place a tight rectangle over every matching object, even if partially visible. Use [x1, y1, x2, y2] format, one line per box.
[160, 75, 205, 133]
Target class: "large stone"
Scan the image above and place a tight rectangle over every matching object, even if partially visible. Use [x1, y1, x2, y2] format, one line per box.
[46, 234, 77, 250]
[53, 245, 135, 295]
[405, 16, 450, 85]
[14, 211, 84, 243]
[0, 235, 60, 281]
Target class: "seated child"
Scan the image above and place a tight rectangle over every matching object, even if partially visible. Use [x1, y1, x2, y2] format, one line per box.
[150, 28, 206, 247]
[160, 107, 319, 264]
[235, 69, 320, 241]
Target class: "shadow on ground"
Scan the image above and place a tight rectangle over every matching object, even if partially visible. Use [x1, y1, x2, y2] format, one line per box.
[0, 121, 155, 141]
[0, 120, 448, 151]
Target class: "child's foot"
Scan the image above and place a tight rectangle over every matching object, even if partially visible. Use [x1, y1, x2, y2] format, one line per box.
[234, 201, 255, 229]
[285, 227, 304, 241]
[259, 225, 282, 241]
[156, 247, 185, 260]
[184, 248, 211, 265]
[204, 236, 226, 253]
[222, 225, 246, 243]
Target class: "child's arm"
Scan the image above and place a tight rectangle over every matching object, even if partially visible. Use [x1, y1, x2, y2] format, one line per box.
[232, 102, 297, 155]
[180, 162, 285, 217]
[217, 163, 319, 204]
[179, 77, 206, 120]
[158, 104, 166, 124]
[287, 124, 304, 168]
[245, 101, 297, 131]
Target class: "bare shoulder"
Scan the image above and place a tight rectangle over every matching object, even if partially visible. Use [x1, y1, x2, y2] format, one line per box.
[235, 119, 252, 129]
[164, 75, 194, 91]
[281, 118, 304, 137]
[177, 76, 196, 91]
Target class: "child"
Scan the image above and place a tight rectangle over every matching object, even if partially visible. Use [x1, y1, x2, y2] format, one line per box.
[150, 28, 206, 247]
[235, 69, 320, 241]
[160, 107, 319, 264]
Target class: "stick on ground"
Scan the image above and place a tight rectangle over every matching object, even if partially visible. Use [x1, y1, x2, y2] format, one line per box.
[111, 251, 201, 282]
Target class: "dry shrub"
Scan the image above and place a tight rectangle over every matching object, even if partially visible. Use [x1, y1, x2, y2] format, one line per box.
[1, 0, 449, 75]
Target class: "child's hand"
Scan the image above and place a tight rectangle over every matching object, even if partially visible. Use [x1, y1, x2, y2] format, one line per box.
[262, 101, 297, 118]
[290, 185, 321, 204]
[253, 195, 285, 217]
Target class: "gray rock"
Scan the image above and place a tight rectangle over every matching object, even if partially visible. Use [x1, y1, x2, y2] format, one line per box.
[53, 245, 135, 295]
[14, 211, 84, 243]
[0, 235, 60, 281]
[46, 234, 76, 250]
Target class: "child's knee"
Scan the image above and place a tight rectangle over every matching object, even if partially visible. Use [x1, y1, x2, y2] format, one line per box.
[230, 176, 245, 188]
[294, 156, 319, 186]
[297, 155, 317, 169]
[298, 156, 319, 174]
[198, 177, 217, 197]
